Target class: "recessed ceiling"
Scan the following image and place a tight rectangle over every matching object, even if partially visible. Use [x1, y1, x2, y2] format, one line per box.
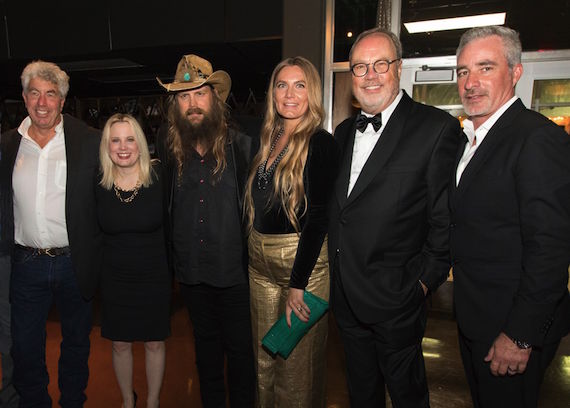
[334, 0, 570, 61]
[0, 1, 568, 102]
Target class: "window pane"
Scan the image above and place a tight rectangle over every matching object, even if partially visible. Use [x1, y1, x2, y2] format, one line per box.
[531, 79, 570, 134]
[412, 83, 461, 106]
[412, 83, 465, 125]
[334, 0, 378, 62]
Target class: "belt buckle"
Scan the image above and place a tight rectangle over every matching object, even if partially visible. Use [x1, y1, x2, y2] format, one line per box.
[43, 248, 56, 257]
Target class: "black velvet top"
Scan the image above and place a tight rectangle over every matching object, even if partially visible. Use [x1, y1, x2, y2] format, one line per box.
[252, 129, 340, 289]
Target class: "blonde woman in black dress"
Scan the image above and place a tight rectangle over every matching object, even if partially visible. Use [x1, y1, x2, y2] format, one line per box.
[97, 114, 170, 408]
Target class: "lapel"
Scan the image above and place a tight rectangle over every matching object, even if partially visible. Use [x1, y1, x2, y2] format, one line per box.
[343, 92, 412, 207]
[4, 131, 22, 170]
[63, 114, 81, 212]
[334, 119, 356, 208]
[452, 99, 524, 206]
[449, 131, 468, 203]
[1, 130, 23, 189]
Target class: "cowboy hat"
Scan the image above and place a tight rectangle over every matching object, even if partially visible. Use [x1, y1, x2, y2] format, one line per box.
[156, 54, 231, 102]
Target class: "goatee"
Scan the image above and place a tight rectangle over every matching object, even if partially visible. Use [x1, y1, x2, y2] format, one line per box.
[174, 99, 224, 157]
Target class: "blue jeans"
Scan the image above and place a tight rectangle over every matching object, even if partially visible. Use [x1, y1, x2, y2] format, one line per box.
[10, 247, 92, 408]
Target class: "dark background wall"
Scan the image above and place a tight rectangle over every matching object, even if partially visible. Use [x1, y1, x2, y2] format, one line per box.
[0, 0, 284, 100]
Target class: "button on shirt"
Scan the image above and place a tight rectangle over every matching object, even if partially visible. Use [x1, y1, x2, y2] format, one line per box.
[348, 90, 404, 196]
[456, 96, 518, 186]
[12, 116, 68, 248]
[171, 148, 245, 287]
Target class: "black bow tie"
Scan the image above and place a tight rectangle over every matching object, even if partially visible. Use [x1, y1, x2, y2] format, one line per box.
[355, 113, 382, 133]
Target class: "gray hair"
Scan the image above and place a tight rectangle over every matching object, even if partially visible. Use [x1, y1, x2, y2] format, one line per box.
[21, 60, 70, 98]
[456, 26, 522, 68]
[349, 27, 403, 62]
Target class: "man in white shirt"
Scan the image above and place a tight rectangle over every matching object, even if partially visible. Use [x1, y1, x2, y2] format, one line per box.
[328, 27, 461, 407]
[450, 26, 570, 408]
[0, 61, 101, 407]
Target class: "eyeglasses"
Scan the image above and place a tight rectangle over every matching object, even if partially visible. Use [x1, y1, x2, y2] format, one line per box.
[350, 58, 401, 77]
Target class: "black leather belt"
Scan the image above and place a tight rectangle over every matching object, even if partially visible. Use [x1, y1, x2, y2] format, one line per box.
[16, 245, 71, 257]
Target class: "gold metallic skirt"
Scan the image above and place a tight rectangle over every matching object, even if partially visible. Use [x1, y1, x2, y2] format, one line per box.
[248, 228, 329, 408]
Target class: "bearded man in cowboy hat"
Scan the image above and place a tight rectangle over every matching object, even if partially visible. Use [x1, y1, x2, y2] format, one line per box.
[156, 54, 255, 407]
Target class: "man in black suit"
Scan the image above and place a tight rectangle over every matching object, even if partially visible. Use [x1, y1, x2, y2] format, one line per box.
[451, 26, 570, 408]
[329, 28, 461, 407]
[0, 61, 101, 407]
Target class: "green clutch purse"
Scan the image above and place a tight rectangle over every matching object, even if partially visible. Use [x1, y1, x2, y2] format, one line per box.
[261, 290, 329, 359]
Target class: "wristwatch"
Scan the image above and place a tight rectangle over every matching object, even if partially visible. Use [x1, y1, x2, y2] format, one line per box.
[510, 337, 532, 349]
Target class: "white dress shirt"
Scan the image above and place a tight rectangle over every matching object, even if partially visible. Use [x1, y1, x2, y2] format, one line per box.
[456, 96, 518, 186]
[13, 115, 69, 248]
[348, 90, 404, 196]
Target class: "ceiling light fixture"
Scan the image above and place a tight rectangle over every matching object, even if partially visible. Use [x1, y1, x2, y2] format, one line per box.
[404, 12, 506, 34]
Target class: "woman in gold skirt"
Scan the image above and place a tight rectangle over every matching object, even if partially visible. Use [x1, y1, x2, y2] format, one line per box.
[244, 56, 339, 407]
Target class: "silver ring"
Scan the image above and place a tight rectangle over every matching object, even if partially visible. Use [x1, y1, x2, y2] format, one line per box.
[297, 306, 303, 312]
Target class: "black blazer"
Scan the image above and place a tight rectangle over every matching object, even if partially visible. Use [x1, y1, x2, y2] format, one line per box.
[0, 114, 102, 300]
[449, 99, 570, 346]
[329, 91, 461, 324]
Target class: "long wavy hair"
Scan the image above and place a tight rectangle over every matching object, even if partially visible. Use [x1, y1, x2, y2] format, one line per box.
[166, 88, 229, 184]
[244, 56, 325, 233]
[99, 113, 153, 189]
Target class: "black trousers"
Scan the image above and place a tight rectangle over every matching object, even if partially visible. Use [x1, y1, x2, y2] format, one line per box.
[458, 329, 560, 408]
[332, 275, 429, 408]
[180, 282, 255, 408]
[180, 284, 255, 408]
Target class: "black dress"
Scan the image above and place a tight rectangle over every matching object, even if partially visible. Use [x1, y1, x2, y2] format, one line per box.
[96, 168, 171, 341]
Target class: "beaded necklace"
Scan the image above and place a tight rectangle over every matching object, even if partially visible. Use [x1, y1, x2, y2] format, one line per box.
[257, 128, 289, 190]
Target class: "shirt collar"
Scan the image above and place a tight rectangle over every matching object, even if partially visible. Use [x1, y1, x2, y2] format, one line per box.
[18, 115, 65, 142]
[462, 96, 518, 144]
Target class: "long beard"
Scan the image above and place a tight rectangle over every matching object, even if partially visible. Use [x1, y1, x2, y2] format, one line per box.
[174, 100, 224, 157]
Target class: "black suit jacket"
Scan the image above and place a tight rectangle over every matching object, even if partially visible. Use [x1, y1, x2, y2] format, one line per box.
[329, 91, 461, 325]
[449, 99, 570, 346]
[0, 114, 102, 300]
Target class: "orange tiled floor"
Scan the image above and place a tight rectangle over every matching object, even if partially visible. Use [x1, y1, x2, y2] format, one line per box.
[3, 285, 570, 407]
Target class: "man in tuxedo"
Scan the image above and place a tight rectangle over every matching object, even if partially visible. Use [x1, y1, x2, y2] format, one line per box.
[329, 27, 461, 407]
[0, 61, 101, 407]
[450, 26, 570, 408]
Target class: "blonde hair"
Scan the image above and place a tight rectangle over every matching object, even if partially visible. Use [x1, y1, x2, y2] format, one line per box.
[244, 56, 325, 233]
[99, 113, 154, 189]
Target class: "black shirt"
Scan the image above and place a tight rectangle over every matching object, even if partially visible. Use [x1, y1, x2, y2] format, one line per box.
[172, 147, 246, 287]
[252, 129, 339, 289]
